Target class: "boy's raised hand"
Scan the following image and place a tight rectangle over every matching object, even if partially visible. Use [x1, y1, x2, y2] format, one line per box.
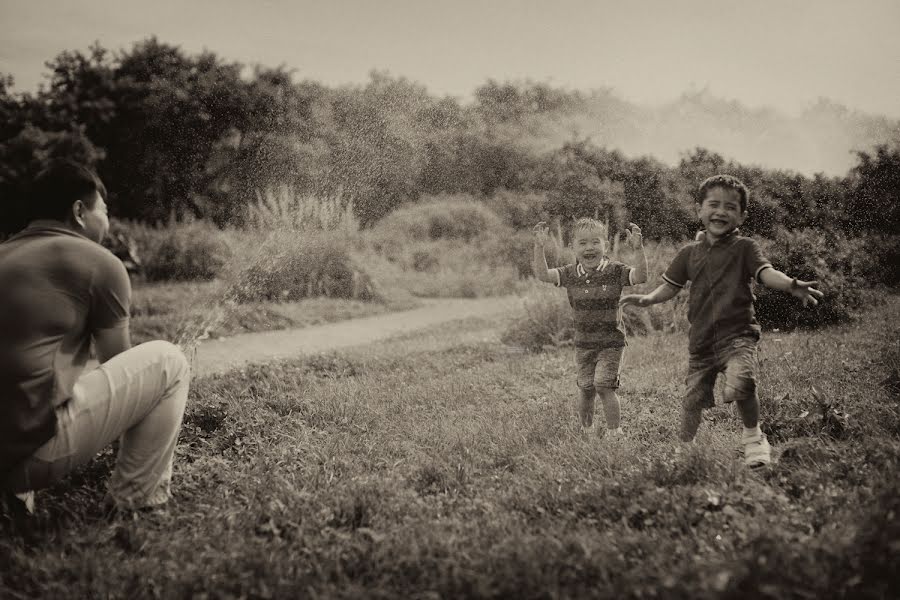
[790, 279, 825, 307]
[533, 221, 551, 247]
[624, 223, 643, 249]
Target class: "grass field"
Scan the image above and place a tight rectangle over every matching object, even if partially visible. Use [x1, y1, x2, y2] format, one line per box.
[2, 296, 898, 599]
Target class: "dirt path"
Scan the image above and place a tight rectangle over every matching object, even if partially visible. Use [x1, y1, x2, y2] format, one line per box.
[190, 295, 520, 377]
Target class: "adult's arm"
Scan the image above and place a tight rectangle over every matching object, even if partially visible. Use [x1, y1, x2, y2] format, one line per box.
[90, 248, 133, 363]
[94, 326, 132, 363]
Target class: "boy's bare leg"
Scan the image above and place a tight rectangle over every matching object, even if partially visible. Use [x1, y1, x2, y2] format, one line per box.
[593, 348, 624, 433]
[681, 407, 703, 442]
[597, 388, 621, 430]
[682, 353, 717, 443]
[735, 395, 759, 429]
[578, 387, 595, 428]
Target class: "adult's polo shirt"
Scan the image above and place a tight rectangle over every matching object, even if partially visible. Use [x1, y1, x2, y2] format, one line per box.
[662, 231, 772, 354]
[0, 224, 130, 475]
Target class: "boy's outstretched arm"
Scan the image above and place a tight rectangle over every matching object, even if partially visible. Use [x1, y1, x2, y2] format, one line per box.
[532, 221, 558, 285]
[758, 268, 824, 307]
[620, 282, 681, 308]
[625, 222, 648, 284]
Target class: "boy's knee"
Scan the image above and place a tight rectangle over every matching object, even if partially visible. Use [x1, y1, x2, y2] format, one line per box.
[723, 373, 756, 404]
[577, 383, 596, 397]
[576, 374, 595, 392]
[683, 389, 713, 412]
[594, 374, 620, 391]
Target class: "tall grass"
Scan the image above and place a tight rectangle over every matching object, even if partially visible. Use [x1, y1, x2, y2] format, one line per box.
[248, 185, 359, 234]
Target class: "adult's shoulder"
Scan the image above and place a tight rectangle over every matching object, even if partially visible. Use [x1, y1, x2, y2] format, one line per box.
[60, 234, 129, 283]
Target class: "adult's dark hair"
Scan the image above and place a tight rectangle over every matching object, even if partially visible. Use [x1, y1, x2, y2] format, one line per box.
[26, 160, 107, 224]
[697, 174, 749, 213]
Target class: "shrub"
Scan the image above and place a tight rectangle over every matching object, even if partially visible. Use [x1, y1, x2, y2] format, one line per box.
[102, 219, 143, 274]
[484, 190, 549, 229]
[755, 228, 872, 330]
[482, 229, 572, 279]
[364, 240, 521, 298]
[372, 195, 507, 245]
[500, 281, 573, 351]
[858, 233, 900, 287]
[139, 221, 232, 282]
[230, 231, 379, 303]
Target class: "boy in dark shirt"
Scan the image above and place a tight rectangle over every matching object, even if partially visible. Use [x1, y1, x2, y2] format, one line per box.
[620, 175, 823, 467]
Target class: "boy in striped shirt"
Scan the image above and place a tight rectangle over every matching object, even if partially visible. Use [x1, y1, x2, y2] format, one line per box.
[533, 218, 648, 439]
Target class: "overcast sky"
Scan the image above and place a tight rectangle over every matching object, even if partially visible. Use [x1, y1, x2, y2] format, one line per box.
[2, 0, 899, 118]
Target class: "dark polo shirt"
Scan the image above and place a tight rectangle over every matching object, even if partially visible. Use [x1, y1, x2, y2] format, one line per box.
[662, 231, 772, 354]
[0, 224, 130, 475]
[555, 258, 634, 349]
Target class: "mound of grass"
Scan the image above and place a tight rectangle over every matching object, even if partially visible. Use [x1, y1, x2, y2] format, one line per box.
[371, 195, 507, 246]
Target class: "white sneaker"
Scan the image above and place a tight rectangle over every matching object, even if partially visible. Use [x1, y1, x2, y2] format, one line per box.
[14, 491, 35, 515]
[607, 427, 624, 439]
[743, 434, 772, 468]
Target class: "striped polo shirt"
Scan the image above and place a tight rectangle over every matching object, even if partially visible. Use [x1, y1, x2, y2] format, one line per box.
[554, 258, 635, 349]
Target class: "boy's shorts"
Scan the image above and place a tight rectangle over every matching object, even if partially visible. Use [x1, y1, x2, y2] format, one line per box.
[684, 336, 759, 411]
[575, 346, 624, 391]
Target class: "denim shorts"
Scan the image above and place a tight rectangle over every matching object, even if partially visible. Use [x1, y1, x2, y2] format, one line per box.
[575, 346, 625, 391]
[684, 336, 759, 411]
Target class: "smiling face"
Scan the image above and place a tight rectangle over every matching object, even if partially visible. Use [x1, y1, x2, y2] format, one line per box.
[697, 186, 746, 240]
[573, 226, 607, 268]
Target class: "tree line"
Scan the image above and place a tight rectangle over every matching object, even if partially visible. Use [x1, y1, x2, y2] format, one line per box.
[2, 37, 898, 238]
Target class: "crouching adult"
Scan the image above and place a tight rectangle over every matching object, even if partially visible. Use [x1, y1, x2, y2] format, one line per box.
[1, 161, 190, 512]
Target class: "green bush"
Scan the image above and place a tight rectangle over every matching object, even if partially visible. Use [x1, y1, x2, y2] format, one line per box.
[484, 190, 549, 230]
[372, 195, 507, 246]
[482, 229, 572, 278]
[102, 219, 143, 273]
[755, 228, 871, 330]
[364, 239, 520, 298]
[139, 221, 233, 282]
[230, 232, 379, 303]
[858, 233, 900, 287]
[111, 219, 233, 282]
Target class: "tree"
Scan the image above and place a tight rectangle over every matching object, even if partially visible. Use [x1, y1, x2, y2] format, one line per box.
[847, 144, 900, 234]
[0, 72, 105, 235]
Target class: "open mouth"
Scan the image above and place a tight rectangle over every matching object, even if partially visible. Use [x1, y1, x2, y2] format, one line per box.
[709, 219, 729, 227]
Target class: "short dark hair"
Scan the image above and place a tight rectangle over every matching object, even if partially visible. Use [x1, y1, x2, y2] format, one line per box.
[697, 175, 748, 213]
[26, 160, 106, 223]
